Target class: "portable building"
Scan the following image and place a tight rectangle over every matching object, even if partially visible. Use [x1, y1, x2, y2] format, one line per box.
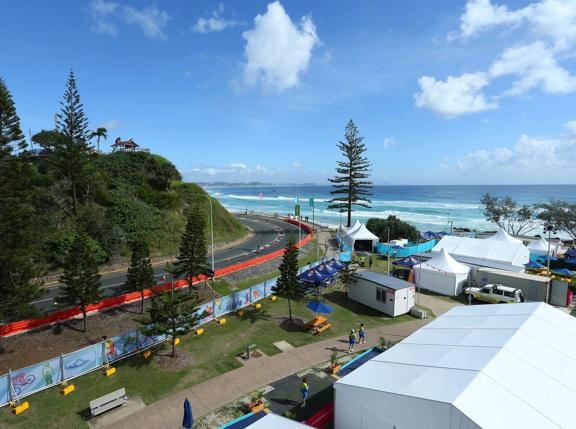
[414, 248, 470, 296]
[348, 271, 415, 317]
[475, 267, 550, 302]
[334, 302, 576, 429]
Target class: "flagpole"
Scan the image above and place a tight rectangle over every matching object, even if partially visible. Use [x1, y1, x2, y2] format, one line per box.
[312, 192, 319, 261]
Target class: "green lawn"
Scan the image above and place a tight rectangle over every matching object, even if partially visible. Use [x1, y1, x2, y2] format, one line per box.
[0, 287, 421, 428]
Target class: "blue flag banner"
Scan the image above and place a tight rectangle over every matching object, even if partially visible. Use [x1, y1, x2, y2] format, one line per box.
[63, 344, 104, 380]
[106, 330, 140, 362]
[9, 357, 62, 399]
[0, 374, 9, 406]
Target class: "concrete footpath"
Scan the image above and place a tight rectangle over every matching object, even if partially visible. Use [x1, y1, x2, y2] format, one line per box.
[103, 294, 457, 429]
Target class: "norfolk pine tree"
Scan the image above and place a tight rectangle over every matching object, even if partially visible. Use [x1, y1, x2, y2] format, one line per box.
[176, 206, 208, 294]
[125, 239, 155, 314]
[140, 289, 208, 358]
[52, 70, 95, 215]
[58, 234, 101, 332]
[273, 237, 304, 321]
[0, 77, 43, 322]
[328, 120, 372, 227]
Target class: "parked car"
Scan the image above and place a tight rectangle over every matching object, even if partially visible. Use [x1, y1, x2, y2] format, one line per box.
[463, 284, 525, 304]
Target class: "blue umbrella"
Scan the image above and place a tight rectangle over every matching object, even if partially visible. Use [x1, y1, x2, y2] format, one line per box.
[306, 300, 333, 314]
[525, 261, 545, 269]
[393, 256, 419, 268]
[298, 268, 330, 283]
[182, 398, 193, 429]
[553, 268, 575, 276]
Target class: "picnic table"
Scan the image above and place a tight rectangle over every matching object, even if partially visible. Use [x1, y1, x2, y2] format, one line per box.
[304, 316, 332, 335]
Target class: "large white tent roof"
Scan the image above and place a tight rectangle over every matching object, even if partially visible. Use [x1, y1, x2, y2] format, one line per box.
[433, 235, 529, 268]
[246, 413, 310, 428]
[486, 228, 522, 244]
[335, 302, 576, 429]
[414, 248, 470, 275]
[343, 219, 362, 235]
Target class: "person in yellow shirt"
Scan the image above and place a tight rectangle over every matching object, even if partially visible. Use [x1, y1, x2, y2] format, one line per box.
[300, 377, 309, 407]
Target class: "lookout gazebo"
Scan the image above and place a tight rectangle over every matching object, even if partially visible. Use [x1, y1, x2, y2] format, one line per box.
[111, 137, 149, 153]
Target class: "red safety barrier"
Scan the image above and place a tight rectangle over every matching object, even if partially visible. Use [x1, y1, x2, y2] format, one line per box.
[0, 218, 313, 337]
[305, 402, 334, 428]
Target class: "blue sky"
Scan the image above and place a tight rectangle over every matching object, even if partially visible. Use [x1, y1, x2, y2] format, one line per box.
[2, 0, 576, 185]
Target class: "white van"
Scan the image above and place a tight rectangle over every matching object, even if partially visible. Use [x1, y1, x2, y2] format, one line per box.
[464, 284, 525, 304]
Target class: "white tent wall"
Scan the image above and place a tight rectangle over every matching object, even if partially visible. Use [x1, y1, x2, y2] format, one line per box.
[335, 384, 475, 429]
[415, 268, 468, 296]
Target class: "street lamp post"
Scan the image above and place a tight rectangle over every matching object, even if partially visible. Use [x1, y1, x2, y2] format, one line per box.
[543, 224, 556, 303]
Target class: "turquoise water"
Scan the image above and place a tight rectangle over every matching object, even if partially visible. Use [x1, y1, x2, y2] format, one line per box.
[207, 185, 576, 233]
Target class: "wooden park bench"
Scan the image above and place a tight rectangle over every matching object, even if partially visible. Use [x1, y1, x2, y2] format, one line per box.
[314, 322, 332, 335]
[90, 388, 128, 417]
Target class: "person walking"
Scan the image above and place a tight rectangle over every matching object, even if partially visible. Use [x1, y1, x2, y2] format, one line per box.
[358, 323, 366, 344]
[348, 329, 356, 353]
[360, 256, 365, 268]
[368, 256, 373, 268]
[300, 377, 309, 407]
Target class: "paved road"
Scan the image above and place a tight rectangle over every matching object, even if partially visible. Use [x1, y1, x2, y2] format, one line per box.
[31, 216, 305, 315]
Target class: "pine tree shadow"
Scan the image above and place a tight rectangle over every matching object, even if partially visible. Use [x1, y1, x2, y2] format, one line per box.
[242, 308, 271, 324]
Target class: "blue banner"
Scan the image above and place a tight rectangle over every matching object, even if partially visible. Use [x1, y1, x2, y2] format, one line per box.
[63, 344, 104, 380]
[0, 374, 10, 406]
[138, 332, 167, 350]
[106, 330, 140, 362]
[195, 301, 214, 326]
[251, 283, 266, 303]
[9, 357, 62, 399]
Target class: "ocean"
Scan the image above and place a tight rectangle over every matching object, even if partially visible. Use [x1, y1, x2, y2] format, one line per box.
[206, 185, 576, 233]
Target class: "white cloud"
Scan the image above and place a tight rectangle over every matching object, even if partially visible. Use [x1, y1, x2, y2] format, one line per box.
[89, 0, 170, 40]
[458, 0, 525, 38]
[447, 128, 576, 183]
[242, 1, 320, 92]
[489, 42, 576, 95]
[458, 0, 576, 50]
[565, 121, 576, 133]
[100, 119, 122, 129]
[419, 0, 576, 117]
[291, 162, 303, 168]
[383, 138, 396, 148]
[414, 73, 497, 118]
[193, 3, 242, 33]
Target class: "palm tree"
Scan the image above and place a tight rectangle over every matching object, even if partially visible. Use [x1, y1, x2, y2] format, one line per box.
[90, 127, 108, 153]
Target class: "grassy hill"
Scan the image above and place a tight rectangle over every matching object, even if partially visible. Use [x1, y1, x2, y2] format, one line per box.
[35, 151, 246, 266]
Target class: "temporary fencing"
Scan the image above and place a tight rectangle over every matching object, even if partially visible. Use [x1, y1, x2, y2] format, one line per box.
[0, 223, 322, 408]
[0, 219, 313, 338]
[376, 239, 436, 257]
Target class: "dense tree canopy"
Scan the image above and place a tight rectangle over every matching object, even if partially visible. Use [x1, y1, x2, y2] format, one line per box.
[367, 216, 420, 243]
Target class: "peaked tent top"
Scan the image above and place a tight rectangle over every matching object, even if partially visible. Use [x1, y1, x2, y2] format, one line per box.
[416, 248, 470, 275]
[528, 238, 551, 252]
[487, 228, 522, 244]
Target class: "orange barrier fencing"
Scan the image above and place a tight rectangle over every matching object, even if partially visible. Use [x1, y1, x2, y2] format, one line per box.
[0, 219, 313, 337]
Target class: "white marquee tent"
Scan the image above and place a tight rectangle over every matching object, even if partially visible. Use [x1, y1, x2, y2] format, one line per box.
[432, 235, 529, 272]
[245, 413, 310, 428]
[334, 302, 576, 429]
[342, 222, 379, 251]
[486, 228, 522, 244]
[528, 237, 557, 256]
[414, 248, 470, 296]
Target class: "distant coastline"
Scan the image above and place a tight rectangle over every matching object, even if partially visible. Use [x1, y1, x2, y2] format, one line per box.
[199, 182, 316, 188]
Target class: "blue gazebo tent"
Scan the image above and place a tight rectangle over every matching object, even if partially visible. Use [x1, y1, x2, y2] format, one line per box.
[553, 268, 575, 276]
[564, 248, 576, 259]
[315, 263, 338, 277]
[393, 256, 419, 268]
[298, 268, 330, 284]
